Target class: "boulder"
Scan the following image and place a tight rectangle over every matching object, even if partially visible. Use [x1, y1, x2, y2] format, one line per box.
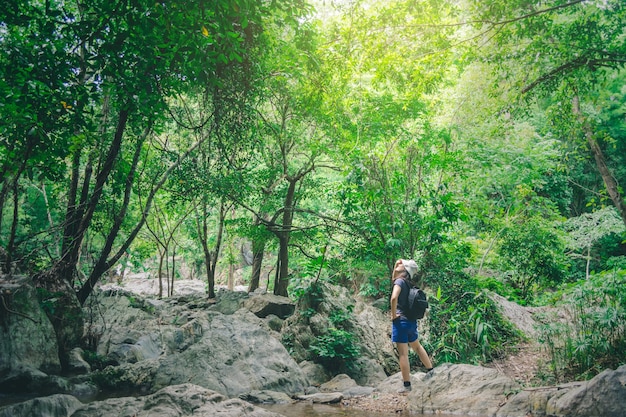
[298, 360, 330, 387]
[0, 276, 60, 375]
[319, 374, 357, 392]
[67, 347, 91, 374]
[239, 390, 294, 404]
[243, 294, 295, 319]
[376, 371, 426, 394]
[281, 282, 396, 383]
[547, 365, 626, 417]
[71, 383, 284, 417]
[89, 291, 308, 397]
[407, 363, 520, 416]
[209, 288, 249, 315]
[296, 392, 343, 404]
[0, 394, 82, 417]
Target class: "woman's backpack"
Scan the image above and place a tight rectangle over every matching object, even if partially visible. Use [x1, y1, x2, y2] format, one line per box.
[401, 280, 429, 320]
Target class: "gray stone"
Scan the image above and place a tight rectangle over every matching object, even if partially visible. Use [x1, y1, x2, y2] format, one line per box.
[496, 366, 626, 417]
[350, 357, 388, 386]
[209, 288, 249, 315]
[0, 394, 82, 417]
[0, 277, 60, 375]
[67, 347, 91, 374]
[342, 385, 375, 398]
[265, 314, 284, 332]
[376, 371, 426, 394]
[243, 294, 295, 319]
[319, 373, 357, 392]
[239, 390, 294, 404]
[71, 383, 284, 417]
[299, 360, 330, 387]
[281, 282, 398, 382]
[496, 385, 572, 417]
[547, 365, 626, 417]
[296, 392, 344, 404]
[90, 293, 308, 398]
[407, 364, 520, 416]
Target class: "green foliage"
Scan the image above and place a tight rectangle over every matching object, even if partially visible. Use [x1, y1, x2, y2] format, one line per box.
[329, 304, 354, 327]
[425, 271, 520, 365]
[358, 275, 388, 300]
[537, 264, 626, 382]
[290, 277, 325, 309]
[126, 295, 155, 315]
[497, 218, 568, 302]
[562, 207, 626, 278]
[36, 288, 63, 317]
[309, 328, 360, 372]
[82, 349, 113, 372]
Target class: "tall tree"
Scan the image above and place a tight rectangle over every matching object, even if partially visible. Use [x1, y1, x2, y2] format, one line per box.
[0, 0, 301, 371]
[462, 0, 626, 225]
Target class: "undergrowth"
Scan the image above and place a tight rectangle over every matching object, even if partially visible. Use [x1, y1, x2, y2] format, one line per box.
[536, 263, 626, 382]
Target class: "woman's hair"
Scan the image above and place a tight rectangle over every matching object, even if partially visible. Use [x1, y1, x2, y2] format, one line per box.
[397, 270, 410, 281]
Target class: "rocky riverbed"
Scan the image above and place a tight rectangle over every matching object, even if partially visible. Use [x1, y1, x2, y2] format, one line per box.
[1, 275, 625, 417]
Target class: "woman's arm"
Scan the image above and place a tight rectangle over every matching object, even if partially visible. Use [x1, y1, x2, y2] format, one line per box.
[390, 283, 402, 320]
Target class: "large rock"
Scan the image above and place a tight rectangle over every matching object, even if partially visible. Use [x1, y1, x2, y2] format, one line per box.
[243, 294, 295, 319]
[89, 290, 308, 397]
[73, 384, 285, 416]
[546, 365, 626, 417]
[281, 282, 394, 385]
[0, 394, 83, 417]
[319, 374, 357, 392]
[0, 384, 283, 417]
[0, 276, 60, 375]
[496, 364, 626, 417]
[407, 363, 520, 416]
[401, 363, 626, 417]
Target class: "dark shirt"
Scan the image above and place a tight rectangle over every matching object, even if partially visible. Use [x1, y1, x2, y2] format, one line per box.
[394, 278, 414, 321]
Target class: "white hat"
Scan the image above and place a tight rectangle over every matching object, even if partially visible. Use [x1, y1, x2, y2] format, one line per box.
[401, 259, 418, 280]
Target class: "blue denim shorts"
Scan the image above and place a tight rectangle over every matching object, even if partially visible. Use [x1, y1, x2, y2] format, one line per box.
[392, 319, 418, 343]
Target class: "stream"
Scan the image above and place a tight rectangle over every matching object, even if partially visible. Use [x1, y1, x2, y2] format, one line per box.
[1, 392, 479, 417]
[261, 403, 407, 417]
[260, 403, 475, 417]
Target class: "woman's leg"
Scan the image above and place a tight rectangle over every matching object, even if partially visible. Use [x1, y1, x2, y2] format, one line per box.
[409, 339, 433, 369]
[396, 342, 411, 382]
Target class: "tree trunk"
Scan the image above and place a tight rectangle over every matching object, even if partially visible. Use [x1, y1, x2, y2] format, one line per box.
[248, 239, 265, 293]
[3, 180, 19, 274]
[228, 261, 234, 291]
[2, 142, 32, 273]
[32, 110, 128, 370]
[274, 235, 290, 296]
[573, 95, 626, 227]
[197, 199, 226, 299]
[273, 179, 297, 297]
[158, 247, 165, 299]
[34, 264, 84, 373]
[247, 215, 267, 293]
[77, 128, 148, 305]
[170, 246, 176, 297]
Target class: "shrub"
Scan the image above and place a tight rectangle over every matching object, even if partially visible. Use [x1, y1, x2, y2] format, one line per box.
[309, 328, 360, 373]
[537, 263, 626, 382]
[424, 270, 521, 365]
[497, 218, 568, 302]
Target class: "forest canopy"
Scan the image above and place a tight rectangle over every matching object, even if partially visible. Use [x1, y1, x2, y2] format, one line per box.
[1, 0, 625, 380]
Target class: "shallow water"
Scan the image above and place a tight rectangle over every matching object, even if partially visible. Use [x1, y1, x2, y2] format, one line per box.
[1, 392, 474, 417]
[260, 402, 408, 417]
[260, 403, 473, 417]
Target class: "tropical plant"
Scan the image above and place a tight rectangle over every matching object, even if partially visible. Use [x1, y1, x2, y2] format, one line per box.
[537, 263, 626, 381]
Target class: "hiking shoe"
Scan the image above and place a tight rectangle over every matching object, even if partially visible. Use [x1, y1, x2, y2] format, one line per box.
[397, 385, 412, 394]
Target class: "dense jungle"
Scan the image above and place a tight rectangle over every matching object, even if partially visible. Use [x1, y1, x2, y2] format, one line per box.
[1, 0, 625, 405]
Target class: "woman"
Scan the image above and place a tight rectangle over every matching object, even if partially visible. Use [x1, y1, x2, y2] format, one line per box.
[390, 258, 433, 393]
